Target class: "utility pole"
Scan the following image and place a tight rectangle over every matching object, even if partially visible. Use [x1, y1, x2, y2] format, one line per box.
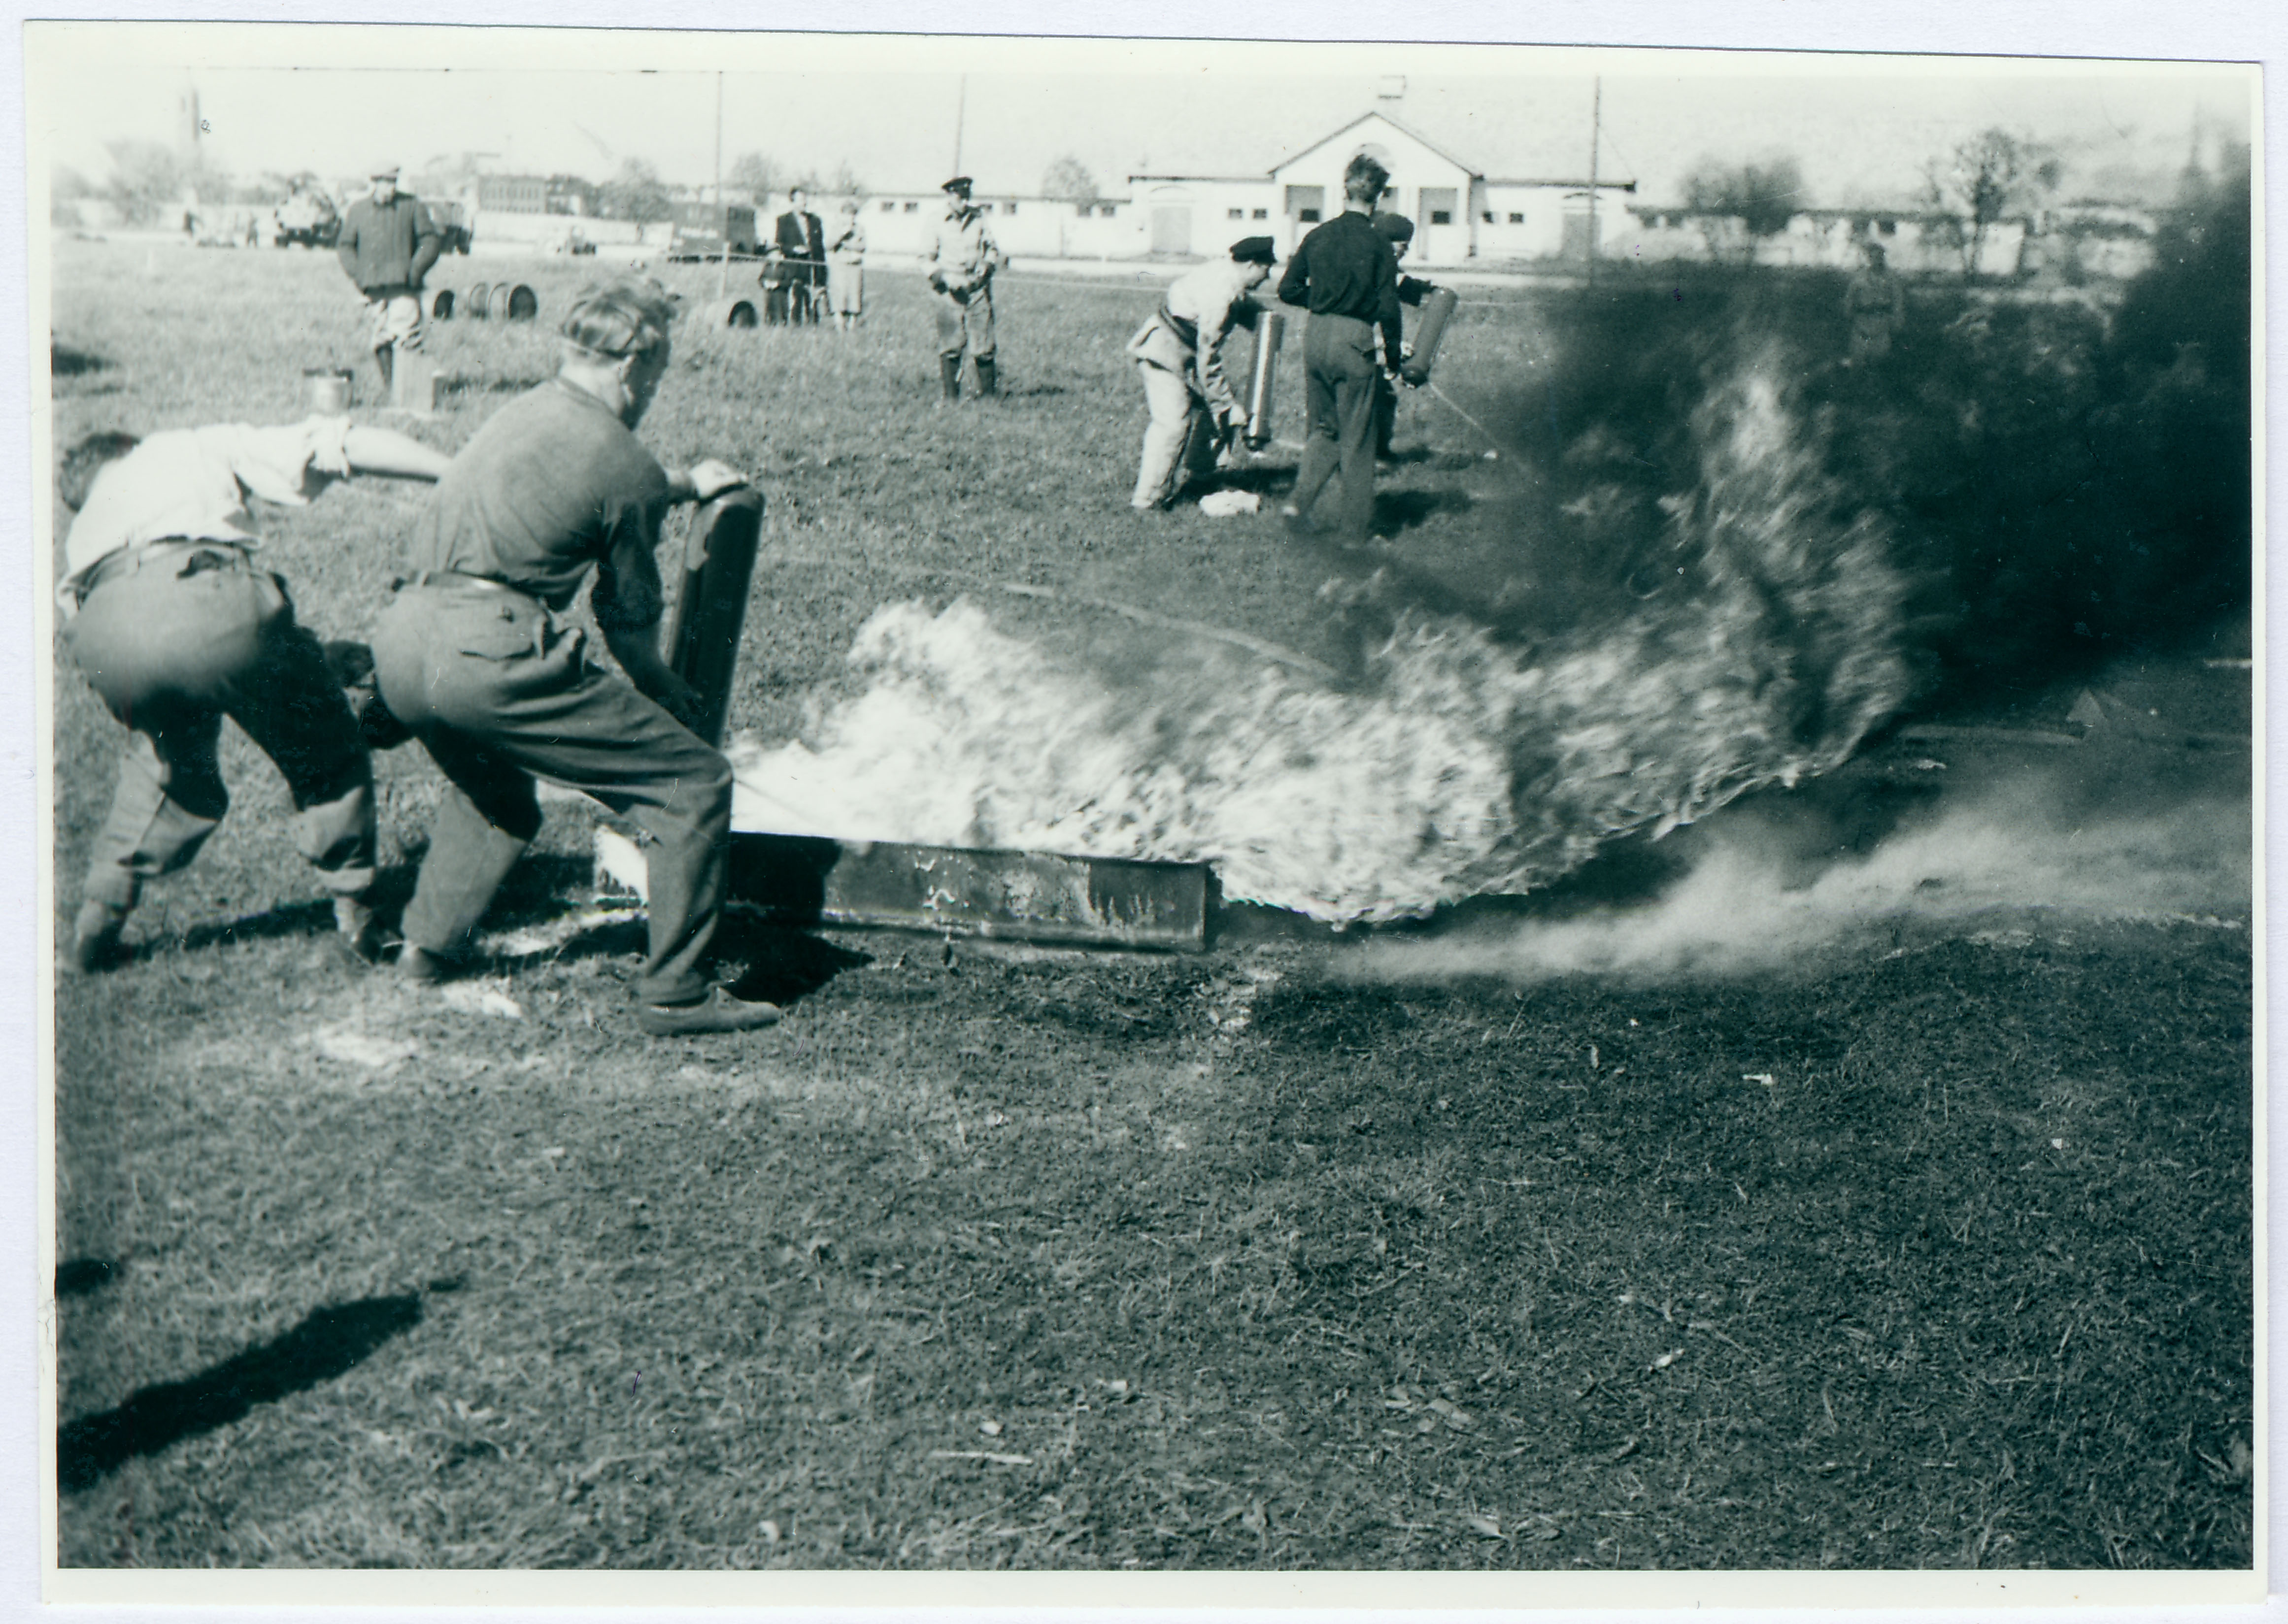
[709, 70, 727, 301]
[1585, 76, 1602, 288]
[951, 75, 967, 174]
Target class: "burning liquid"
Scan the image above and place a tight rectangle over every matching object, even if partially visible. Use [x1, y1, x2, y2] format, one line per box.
[731, 370, 1916, 923]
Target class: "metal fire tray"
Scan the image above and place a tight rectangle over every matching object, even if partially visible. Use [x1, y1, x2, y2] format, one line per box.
[596, 826, 1211, 952]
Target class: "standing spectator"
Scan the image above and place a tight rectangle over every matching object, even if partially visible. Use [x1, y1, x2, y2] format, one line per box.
[1844, 240, 1907, 365]
[927, 176, 1006, 402]
[335, 163, 443, 397]
[1276, 153, 1402, 542]
[54, 415, 451, 972]
[369, 278, 780, 1037]
[774, 187, 827, 325]
[1125, 236, 1277, 510]
[827, 199, 867, 331]
[1369, 212, 1444, 461]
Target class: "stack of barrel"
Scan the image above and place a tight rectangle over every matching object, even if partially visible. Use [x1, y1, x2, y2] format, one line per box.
[431, 283, 539, 322]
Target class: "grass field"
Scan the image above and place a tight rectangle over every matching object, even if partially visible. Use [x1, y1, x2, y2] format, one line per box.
[46, 237, 2253, 1570]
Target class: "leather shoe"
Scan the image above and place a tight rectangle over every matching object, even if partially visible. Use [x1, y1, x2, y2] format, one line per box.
[68, 900, 127, 973]
[638, 987, 783, 1037]
[396, 943, 456, 985]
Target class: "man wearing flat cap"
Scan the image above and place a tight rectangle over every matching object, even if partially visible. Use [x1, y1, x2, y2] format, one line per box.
[925, 176, 1007, 403]
[335, 163, 443, 397]
[371, 277, 782, 1037]
[1125, 236, 1277, 511]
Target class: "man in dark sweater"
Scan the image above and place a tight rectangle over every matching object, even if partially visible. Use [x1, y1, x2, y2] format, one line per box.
[335, 164, 443, 395]
[1276, 153, 1402, 542]
[370, 278, 779, 1037]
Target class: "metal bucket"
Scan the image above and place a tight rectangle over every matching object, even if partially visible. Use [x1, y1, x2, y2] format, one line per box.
[466, 282, 491, 320]
[303, 367, 354, 414]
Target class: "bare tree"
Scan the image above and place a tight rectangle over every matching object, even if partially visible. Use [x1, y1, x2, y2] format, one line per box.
[1922, 128, 2055, 278]
[828, 162, 866, 200]
[728, 151, 779, 205]
[1041, 154, 1099, 210]
[1682, 155, 1805, 265]
[598, 158, 673, 235]
[104, 139, 211, 228]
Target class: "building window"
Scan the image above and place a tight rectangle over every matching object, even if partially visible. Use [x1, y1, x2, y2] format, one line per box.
[1228, 208, 1245, 220]
[1430, 210, 1452, 226]
[1252, 207, 1268, 220]
[1004, 201, 1017, 215]
[1298, 209, 1320, 223]
[1284, 184, 1324, 222]
[880, 200, 896, 213]
[1878, 218, 1897, 235]
[1074, 202, 1092, 218]
[1509, 212, 1525, 225]
[1482, 211, 1495, 224]
[1097, 204, 1115, 218]
[904, 201, 918, 213]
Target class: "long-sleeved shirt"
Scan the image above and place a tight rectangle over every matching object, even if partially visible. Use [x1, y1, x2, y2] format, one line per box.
[1126, 258, 1263, 414]
[927, 205, 1003, 296]
[336, 192, 443, 296]
[59, 417, 353, 615]
[406, 380, 671, 632]
[1278, 208, 1402, 363]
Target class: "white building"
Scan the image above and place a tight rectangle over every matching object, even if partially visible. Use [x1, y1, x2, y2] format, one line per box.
[1127, 109, 1636, 268]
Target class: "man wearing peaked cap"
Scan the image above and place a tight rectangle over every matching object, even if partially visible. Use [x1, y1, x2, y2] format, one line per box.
[1369, 212, 1444, 461]
[926, 176, 1006, 402]
[370, 277, 785, 1037]
[1125, 236, 1278, 510]
[335, 161, 442, 397]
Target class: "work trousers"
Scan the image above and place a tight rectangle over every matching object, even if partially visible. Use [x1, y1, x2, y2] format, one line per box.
[934, 286, 996, 361]
[66, 542, 376, 911]
[366, 290, 425, 355]
[371, 582, 733, 1007]
[1131, 362, 1223, 509]
[1289, 314, 1380, 541]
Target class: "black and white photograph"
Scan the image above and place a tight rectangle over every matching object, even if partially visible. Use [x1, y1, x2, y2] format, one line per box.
[22, 12, 2264, 1605]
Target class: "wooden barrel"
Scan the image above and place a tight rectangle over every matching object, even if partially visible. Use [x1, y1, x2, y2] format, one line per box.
[466, 282, 491, 319]
[429, 288, 455, 320]
[702, 296, 759, 330]
[501, 284, 539, 322]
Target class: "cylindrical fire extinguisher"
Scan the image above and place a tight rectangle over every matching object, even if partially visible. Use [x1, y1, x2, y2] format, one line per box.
[1244, 310, 1285, 449]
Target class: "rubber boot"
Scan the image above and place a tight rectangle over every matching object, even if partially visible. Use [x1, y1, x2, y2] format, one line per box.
[975, 357, 998, 398]
[938, 354, 962, 405]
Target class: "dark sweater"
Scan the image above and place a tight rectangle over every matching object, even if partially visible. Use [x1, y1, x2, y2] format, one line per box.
[1278, 208, 1402, 361]
[336, 194, 444, 295]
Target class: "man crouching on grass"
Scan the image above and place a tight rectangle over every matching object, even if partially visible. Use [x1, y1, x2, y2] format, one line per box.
[57, 415, 453, 972]
[370, 277, 781, 1038]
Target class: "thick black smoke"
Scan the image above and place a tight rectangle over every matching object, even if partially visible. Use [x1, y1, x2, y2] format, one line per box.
[1457, 152, 2253, 709]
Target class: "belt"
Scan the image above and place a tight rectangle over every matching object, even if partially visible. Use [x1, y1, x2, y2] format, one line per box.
[400, 570, 523, 596]
[76, 538, 249, 605]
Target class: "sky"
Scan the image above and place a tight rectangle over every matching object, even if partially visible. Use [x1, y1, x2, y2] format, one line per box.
[26, 27, 2254, 210]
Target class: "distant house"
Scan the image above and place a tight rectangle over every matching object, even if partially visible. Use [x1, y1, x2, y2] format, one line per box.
[1608, 203, 2030, 278]
[1127, 109, 1635, 267]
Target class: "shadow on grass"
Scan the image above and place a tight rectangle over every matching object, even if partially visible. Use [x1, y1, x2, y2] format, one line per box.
[57, 1294, 423, 1494]
[440, 373, 549, 401]
[1372, 487, 1475, 536]
[52, 342, 113, 377]
[55, 1259, 120, 1297]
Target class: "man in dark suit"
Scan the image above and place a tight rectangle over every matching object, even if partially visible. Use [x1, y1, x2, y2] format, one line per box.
[773, 188, 827, 325]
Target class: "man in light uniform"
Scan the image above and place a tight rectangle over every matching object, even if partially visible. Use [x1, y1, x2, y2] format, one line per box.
[335, 163, 443, 397]
[56, 415, 451, 971]
[370, 278, 780, 1038]
[926, 176, 1006, 403]
[1843, 240, 1907, 365]
[1126, 235, 1277, 511]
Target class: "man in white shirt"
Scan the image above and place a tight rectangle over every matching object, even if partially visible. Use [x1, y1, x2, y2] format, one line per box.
[1126, 235, 1277, 510]
[57, 415, 450, 972]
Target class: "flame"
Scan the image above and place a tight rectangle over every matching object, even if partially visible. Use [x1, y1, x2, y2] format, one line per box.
[731, 366, 1916, 924]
